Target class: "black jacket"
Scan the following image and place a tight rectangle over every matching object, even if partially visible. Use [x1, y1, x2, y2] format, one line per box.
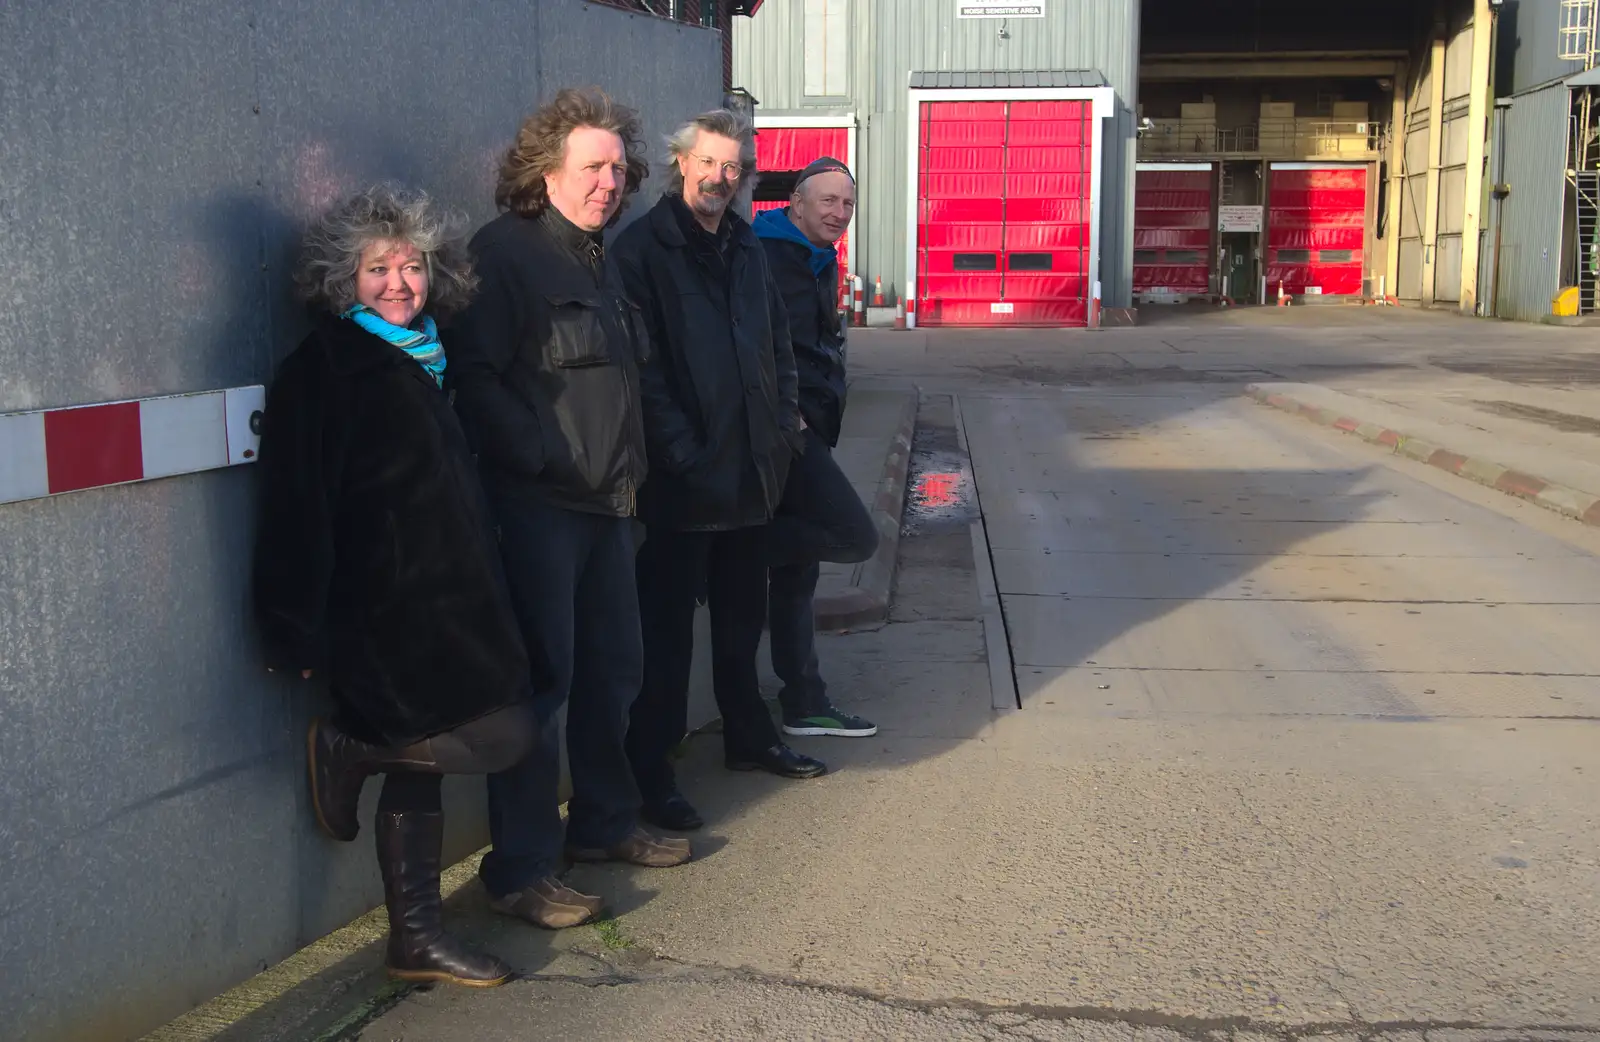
[447, 209, 648, 515]
[610, 195, 801, 532]
[252, 315, 535, 746]
[755, 209, 849, 447]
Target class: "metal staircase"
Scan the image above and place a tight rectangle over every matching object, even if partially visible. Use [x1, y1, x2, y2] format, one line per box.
[1576, 172, 1600, 315]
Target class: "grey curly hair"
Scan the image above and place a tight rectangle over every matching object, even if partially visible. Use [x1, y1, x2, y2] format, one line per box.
[662, 109, 757, 197]
[293, 183, 478, 318]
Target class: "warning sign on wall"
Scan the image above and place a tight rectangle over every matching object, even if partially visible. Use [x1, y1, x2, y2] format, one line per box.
[1218, 205, 1264, 233]
[957, 0, 1045, 17]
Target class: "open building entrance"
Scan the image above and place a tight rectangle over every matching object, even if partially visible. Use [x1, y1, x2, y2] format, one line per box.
[1138, 0, 1463, 309]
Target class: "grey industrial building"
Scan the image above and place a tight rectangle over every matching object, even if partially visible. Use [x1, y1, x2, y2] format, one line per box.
[1487, 0, 1600, 321]
[735, 0, 1599, 325]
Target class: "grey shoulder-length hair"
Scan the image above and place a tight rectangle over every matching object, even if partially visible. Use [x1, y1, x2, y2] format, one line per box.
[293, 183, 478, 318]
[662, 109, 757, 197]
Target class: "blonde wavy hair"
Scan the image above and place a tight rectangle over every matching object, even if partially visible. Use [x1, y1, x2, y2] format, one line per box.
[495, 87, 649, 226]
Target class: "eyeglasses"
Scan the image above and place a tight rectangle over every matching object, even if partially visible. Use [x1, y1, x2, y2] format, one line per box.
[690, 153, 744, 180]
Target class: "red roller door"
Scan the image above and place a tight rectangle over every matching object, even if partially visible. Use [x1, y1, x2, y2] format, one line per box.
[755, 127, 847, 172]
[1266, 165, 1367, 297]
[754, 126, 852, 302]
[1134, 165, 1213, 299]
[915, 100, 1093, 327]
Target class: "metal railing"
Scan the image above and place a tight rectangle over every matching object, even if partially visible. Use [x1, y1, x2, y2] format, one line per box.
[1137, 120, 1386, 161]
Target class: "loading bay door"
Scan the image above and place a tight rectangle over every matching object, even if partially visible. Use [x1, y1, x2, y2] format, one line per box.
[914, 99, 1095, 327]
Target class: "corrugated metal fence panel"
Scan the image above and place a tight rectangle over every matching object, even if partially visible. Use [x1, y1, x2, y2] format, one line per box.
[734, 0, 1140, 308]
[1493, 83, 1570, 321]
[0, 3, 721, 1041]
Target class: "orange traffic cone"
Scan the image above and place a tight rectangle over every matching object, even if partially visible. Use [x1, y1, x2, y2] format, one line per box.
[872, 276, 885, 307]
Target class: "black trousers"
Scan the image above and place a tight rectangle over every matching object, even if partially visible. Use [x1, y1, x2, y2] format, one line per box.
[766, 428, 879, 569]
[477, 489, 643, 898]
[766, 430, 878, 716]
[628, 524, 778, 802]
[376, 702, 538, 814]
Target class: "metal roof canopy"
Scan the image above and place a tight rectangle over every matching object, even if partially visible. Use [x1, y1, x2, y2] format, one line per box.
[1568, 67, 1600, 87]
[907, 70, 1105, 89]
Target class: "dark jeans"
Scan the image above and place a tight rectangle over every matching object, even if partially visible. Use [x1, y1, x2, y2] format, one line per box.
[377, 702, 539, 815]
[478, 490, 643, 897]
[766, 428, 879, 568]
[766, 430, 878, 716]
[628, 524, 777, 802]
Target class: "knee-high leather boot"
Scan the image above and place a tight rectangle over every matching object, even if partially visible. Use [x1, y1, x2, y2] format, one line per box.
[375, 809, 513, 987]
[307, 717, 439, 841]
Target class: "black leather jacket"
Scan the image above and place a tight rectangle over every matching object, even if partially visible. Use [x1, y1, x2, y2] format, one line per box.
[610, 195, 800, 532]
[447, 209, 648, 516]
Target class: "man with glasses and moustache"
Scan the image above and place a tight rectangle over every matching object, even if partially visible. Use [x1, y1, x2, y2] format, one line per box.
[611, 110, 828, 834]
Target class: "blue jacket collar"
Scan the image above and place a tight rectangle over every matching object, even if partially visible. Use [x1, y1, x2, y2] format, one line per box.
[753, 207, 836, 277]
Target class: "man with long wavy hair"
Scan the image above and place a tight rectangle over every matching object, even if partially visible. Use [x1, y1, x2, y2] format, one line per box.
[448, 88, 690, 933]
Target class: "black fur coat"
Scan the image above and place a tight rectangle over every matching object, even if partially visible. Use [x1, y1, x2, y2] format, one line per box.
[252, 314, 537, 745]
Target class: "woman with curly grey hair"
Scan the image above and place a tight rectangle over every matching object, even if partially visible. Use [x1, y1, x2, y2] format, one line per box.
[253, 183, 539, 988]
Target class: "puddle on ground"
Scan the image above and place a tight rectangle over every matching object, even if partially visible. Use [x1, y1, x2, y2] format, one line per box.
[901, 398, 979, 536]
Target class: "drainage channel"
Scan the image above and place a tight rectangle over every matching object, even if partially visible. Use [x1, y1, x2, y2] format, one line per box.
[901, 393, 1021, 710]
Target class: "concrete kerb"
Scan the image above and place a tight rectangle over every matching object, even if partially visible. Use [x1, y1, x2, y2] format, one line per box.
[814, 389, 919, 631]
[952, 394, 1020, 713]
[1246, 384, 1600, 527]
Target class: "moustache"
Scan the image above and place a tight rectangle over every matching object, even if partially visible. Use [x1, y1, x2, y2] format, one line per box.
[697, 178, 733, 197]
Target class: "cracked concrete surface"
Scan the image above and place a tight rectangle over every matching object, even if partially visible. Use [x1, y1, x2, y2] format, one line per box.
[355, 312, 1600, 1042]
[364, 963, 1600, 1042]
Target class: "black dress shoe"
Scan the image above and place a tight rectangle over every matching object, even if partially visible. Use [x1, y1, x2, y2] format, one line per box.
[726, 743, 828, 779]
[642, 792, 705, 831]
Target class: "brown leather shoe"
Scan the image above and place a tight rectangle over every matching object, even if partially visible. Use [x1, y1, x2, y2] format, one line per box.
[566, 826, 692, 868]
[488, 876, 603, 930]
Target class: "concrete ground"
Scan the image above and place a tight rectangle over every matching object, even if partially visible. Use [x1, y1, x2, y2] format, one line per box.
[210, 307, 1600, 1041]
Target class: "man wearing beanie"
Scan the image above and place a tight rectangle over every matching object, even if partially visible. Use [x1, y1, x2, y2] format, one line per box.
[752, 157, 880, 740]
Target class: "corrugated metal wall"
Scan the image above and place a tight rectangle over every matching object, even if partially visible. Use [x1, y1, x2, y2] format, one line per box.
[0, 4, 721, 1041]
[1488, 81, 1570, 321]
[733, 0, 1140, 308]
[1397, 42, 1433, 302]
[1435, 14, 1476, 303]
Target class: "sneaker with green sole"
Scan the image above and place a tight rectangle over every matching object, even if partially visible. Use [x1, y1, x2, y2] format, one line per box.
[781, 705, 878, 737]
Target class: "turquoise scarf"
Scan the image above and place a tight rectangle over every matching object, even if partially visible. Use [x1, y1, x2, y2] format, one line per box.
[343, 305, 447, 387]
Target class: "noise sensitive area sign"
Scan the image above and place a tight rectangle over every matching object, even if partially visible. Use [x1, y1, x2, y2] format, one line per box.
[958, 0, 1045, 16]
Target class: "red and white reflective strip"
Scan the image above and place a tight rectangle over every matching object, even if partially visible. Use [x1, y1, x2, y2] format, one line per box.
[0, 386, 265, 505]
[905, 278, 917, 330]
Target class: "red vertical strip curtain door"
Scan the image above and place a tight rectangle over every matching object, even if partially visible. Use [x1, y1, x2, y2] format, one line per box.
[754, 126, 851, 296]
[915, 99, 1093, 327]
[1265, 163, 1368, 297]
[1133, 163, 1213, 301]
